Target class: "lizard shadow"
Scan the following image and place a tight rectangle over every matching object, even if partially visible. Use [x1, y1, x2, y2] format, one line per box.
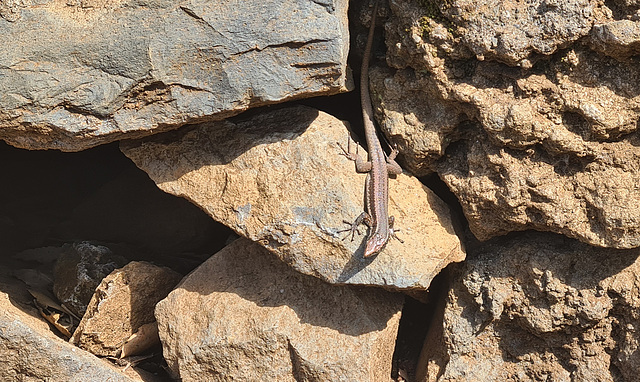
[336, 238, 376, 283]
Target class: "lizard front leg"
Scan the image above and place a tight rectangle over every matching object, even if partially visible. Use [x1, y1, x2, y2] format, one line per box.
[386, 145, 402, 175]
[338, 137, 372, 173]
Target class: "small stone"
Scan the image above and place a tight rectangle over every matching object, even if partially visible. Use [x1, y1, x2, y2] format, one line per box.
[53, 242, 127, 318]
[71, 261, 182, 357]
[155, 238, 403, 382]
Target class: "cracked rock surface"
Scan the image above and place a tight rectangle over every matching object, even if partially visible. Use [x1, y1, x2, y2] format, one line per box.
[0, 0, 349, 151]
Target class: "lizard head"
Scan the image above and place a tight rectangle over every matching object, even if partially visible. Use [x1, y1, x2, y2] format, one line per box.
[363, 232, 389, 258]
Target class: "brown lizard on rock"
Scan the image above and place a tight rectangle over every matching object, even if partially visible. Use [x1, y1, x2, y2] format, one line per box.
[340, 0, 403, 258]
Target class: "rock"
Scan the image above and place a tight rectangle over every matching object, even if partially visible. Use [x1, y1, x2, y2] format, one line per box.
[155, 237, 403, 381]
[121, 105, 465, 291]
[440, 0, 598, 66]
[0, 0, 350, 151]
[417, 232, 640, 381]
[591, 19, 640, 58]
[436, 124, 640, 248]
[0, 270, 151, 381]
[53, 242, 127, 318]
[373, 1, 640, 248]
[71, 261, 182, 357]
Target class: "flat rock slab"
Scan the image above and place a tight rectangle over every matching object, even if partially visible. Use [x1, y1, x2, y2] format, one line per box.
[0, 0, 349, 151]
[71, 261, 182, 357]
[418, 232, 640, 382]
[0, 272, 150, 382]
[121, 105, 465, 291]
[155, 238, 403, 381]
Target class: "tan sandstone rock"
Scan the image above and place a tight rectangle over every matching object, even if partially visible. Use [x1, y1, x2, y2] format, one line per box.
[71, 261, 182, 357]
[155, 237, 403, 381]
[0, 270, 150, 381]
[121, 105, 465, 291]
[418, 232, 640, 382]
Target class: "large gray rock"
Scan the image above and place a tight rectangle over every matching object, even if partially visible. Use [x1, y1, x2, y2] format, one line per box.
[0, 0, 349, 151]
[155, 237, 403, 382]
[373, 0, 640, 248]
[121, 105, 465, 291]
[417, 232, 640, 382]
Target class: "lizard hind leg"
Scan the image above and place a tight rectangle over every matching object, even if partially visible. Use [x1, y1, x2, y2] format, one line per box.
[388, 216, 404, 243]
[338, 212, 369, 242]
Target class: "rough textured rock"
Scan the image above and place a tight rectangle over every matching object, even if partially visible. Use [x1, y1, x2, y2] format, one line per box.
[53, 242, 127, 318]
[0, 0, 350, 151]
[155, 237, 403, 382]
[437, 124, 640, 248]
[71, 261, 182, 357]
[372, 0, 640, 248]
[590, 19, 640, 58]
[0, 270, 150, 381]
[121, 105, 465, 291]
[442, 0, 598, 65]
[417, 232, 640, 382]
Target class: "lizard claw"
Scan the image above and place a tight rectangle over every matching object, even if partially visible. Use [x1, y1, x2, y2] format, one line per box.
[390, 229, 404, 243]
[389, 216, 404, 243]
[338, 219, 361, 241]
[337, 141, 351, 158]
[337, 137, 359, 161]
[388, 143, 399, 161]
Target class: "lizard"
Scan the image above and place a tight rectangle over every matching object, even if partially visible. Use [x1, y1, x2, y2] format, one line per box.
[340, 0, 402, 258]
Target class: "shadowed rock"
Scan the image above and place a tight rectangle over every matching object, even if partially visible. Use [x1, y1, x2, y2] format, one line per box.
[155, 238, 403, 381]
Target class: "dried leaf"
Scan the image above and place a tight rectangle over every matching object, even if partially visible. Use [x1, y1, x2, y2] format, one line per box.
[28, 288, 64, 312]
[120, 321, 160, 358]
[38, 306, 73, 338]
[28, 288, 75, 338]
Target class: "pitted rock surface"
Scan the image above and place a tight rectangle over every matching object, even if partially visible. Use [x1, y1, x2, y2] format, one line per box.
[373, 0, 640, 248]
[418, 232, 640, 381]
